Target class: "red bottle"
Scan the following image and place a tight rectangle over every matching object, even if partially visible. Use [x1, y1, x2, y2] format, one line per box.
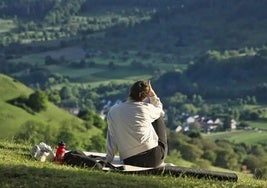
[55, 141, 66, 164]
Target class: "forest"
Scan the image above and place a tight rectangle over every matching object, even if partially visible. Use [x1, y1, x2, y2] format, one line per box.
[0, 0, 267, 179]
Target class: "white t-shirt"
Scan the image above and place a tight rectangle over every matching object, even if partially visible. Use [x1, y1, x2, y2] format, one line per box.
[106, 96, 164, 162]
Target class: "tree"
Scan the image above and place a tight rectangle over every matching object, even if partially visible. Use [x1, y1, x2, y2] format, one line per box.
[223, 115, 232, 130]
[256, 47, 267, 57]
[238, 121, 250, 128]
[179, 143, 203, 162]
[78, 109, 107, 130]
[192, 94, 204, 106]
[86, 134, 106, 152]
[44, 55, 56, 65]
[47, 90, 61, 104]
[243, 155, 263, 173]
[166, 92, 188, 108]
[215, 149, 239, 170]
[60, 86, 73, 100]
[108, 61, 116, 70]
[180, 103, 197, 114]
[27, 90, 48, 112]
[202, 150, 217, 164]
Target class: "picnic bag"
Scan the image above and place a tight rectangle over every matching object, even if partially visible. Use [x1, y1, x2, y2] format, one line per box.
[63, 150, 124, 170]
[63, 150, 103, 169]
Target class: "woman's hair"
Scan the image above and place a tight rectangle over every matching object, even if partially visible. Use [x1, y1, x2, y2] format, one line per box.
[129, 81, 150, 101]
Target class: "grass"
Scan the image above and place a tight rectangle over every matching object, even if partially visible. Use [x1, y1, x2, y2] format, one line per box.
[0, 140, 267, 188]
[0, 74, 100, 140]
[202, 130, 267, 144]
[0, 74, 32, 100]
[0, 19, 16, 33]
[247, 120, 267, 131]
[9, 45, 184, 86]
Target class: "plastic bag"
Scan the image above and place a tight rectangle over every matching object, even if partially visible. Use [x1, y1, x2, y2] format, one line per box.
[30, 142, 55, 162]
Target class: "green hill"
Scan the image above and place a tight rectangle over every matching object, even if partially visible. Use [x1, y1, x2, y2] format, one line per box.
[0, 73, 81, 138]
[0, 74, 102, 149]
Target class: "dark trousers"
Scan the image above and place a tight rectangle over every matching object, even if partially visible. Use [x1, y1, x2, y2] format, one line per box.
[123, 117, 167, 167]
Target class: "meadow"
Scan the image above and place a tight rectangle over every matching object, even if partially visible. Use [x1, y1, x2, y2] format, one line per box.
[247, 120, 267, 131]
[202, 129, 267, 145]
[1, 140, 266, 188]
[0, 19, 15, 33]
[9, 43, 185, 86]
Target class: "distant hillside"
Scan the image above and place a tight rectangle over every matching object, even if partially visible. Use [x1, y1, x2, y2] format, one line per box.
[155, 48, 267, 102]
[0, 74, 102, 150]
[1, 1, 267, 129]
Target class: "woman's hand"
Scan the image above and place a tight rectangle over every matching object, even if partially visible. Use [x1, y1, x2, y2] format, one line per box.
[148, 80, 156, 97]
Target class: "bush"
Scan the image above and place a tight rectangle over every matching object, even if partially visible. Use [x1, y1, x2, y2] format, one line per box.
[27, 90, 48, 112]
[8, 91, 48, 113]
[15, 120, 55, 145]
[215, 149, 239, 170]
[254, 166, 267, 180]
[194, 159, 211, 169]
[165, 149, 182, 165]
[78, 109, 107, 130]
[179, 143, 203, 162]
[238, 121, 250, 128]
[202, 150, 217, 164]
[243, 155, 263, 173]
[86, 134, 106, 152]
[56, 123, 81, 150]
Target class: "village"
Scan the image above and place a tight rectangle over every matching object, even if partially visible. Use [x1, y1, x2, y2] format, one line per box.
[174, 114, 237, 133]
[95, 99, 239, 134]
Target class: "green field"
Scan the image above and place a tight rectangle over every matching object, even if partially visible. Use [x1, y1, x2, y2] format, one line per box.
[0, 140, 266, 188]
[0, 19, 15, 33]
[202, 130, 267, 144]
[9, 44, 185, 86]
[247, 120, 267, 131]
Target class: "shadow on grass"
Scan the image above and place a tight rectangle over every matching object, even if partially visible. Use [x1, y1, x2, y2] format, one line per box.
[0, 163, 165, 188]
[0, 163, 110, 188]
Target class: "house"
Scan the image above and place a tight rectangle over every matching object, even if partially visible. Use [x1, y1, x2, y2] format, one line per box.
[66, 108, 79, 115]
[181, 115, 223, 133]
[230, 119, 237, 130]
[200, 118, 220, 133]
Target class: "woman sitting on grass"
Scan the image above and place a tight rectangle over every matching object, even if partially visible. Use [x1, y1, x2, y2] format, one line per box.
[105, 80, 167, 167]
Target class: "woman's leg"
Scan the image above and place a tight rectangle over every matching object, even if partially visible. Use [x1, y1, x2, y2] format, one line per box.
[123, 146, 163, 167]
[152, 117, 168, 159]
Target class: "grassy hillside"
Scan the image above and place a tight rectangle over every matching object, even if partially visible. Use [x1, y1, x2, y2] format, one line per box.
[0, 140, 266, 188]
[0, 74, 101, 143]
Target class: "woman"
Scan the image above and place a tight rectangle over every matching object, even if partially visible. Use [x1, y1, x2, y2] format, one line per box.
[105, 80, 167, 167]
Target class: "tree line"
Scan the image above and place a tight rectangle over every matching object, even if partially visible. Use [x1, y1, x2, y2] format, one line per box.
[167, 131, 267, 179]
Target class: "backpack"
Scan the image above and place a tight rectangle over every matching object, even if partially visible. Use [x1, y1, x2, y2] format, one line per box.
[63, 150, 124, 171]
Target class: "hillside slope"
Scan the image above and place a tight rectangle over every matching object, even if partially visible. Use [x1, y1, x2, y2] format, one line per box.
[0, 74, 101, 142]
